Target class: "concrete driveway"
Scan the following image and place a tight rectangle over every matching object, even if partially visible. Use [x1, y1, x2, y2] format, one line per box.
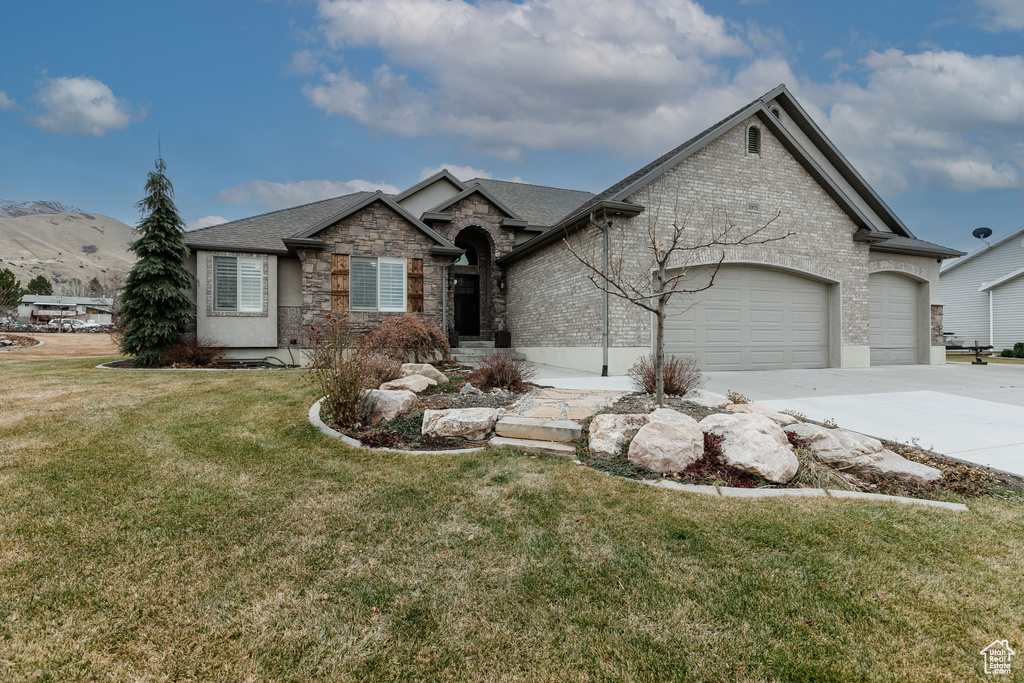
[533, 361, 1024, 477]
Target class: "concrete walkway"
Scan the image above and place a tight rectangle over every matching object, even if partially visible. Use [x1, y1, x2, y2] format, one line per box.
[529, 361, 1024, 477]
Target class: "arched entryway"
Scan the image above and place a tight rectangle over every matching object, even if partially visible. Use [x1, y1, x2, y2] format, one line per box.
[452, 227, 493, 340]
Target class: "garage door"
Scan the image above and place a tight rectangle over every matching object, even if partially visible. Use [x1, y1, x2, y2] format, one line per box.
[664, 265, 830, 371]
[869, 272, 919, 365]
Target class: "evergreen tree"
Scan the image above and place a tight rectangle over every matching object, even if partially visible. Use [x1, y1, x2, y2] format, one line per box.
[0, 268, 23, 321]
[26, 275, 54, 296]
[118, 157, 195, 367]
[87, 277, 104, 297]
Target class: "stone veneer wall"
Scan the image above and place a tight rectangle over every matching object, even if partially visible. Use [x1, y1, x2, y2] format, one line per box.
[430, 193, 518, 338]
[298, 202, 447, 336]
[931, 305, 944, 346]
[509, 115, 871, 349]
[277, 306, 304, 347]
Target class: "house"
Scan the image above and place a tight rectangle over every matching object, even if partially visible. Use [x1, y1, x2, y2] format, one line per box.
[184, 84, 963, 373]
[939, 228, 1024, 350]
[18, 295, 114, 324]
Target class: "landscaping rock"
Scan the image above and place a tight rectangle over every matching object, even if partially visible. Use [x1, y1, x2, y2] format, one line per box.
[360, 389, 418, 424]
[684, 390, 730, 409]
[588, 413, 650, 459]
[726, 402, 800, 426]
[784, 423, 942, 484]
[400, 363, 448, 384]
[700, 413, 798, 483]
[496, 416, 581, 443]
[380, 374, 437, 393]
[627, 409, 704, 473]
[422, 407, 499, 440]
[460, 383, 484, 396]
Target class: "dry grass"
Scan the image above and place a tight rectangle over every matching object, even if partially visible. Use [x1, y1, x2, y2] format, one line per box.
[946, 353, 1024, 365]
[0, 357, 1022, 680]
[0, 332, 122, 360]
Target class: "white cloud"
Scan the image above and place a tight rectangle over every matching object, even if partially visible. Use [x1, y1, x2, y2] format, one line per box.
[30, 76, 143, 136]
[190, 216, 228, 231]
[0, 91, 16, 112]
[216, 178, 400, 210]
[810, 49, 1024, 192]
[302, 0, 770, 156]
[976, 0, 1024, 31]
[419, 164, 491, 181]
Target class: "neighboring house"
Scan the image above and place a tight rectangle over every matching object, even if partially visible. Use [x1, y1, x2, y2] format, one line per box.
[939, 228, 1024, 350]
[18, 295, 114, 324]
[184, 84, 963, 373]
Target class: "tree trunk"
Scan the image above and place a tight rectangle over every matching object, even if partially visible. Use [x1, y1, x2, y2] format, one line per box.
[654, 262, 667, 406]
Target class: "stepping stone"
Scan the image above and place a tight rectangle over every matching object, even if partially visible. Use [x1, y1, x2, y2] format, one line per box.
[496, 416, 582, 443]
[489, 436, 576, 456]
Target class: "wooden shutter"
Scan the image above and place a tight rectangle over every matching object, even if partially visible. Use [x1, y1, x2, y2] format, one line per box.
[331, 254, 349, 313]
[407, 258, 424, 313]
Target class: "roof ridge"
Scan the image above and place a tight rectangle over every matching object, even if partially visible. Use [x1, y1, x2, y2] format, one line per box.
[189, 190, 374, 233]
[469, 177, 594, 194]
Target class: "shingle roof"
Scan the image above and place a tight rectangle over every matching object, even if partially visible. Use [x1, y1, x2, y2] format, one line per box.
[466, 178, 595, 228]
[869, 235, 965, 259]
[185, 192, 374, 253]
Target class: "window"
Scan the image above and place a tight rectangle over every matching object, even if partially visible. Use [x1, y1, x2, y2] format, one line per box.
[747, 126, 761, 155]
[770, 106, 781, 119]
[351, 256, 406, 312]
[213, 256, 263, 312]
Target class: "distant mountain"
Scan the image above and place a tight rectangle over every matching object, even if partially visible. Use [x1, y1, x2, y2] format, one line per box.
[0, 203, 137, 291]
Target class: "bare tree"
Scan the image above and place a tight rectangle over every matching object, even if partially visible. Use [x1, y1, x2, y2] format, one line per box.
[564, 190, 793, 405]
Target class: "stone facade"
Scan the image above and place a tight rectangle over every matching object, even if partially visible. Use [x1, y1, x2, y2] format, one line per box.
[428, 192, 519, 340]
[277, 305, 304, 347]
[931, 304, 944, 346]
[298, 202, 447, 336]
[509, 116, 871, 350]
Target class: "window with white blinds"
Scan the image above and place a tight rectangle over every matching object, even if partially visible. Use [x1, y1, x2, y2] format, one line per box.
[213, 255, 263, 312]
[350, 256, 406, 312]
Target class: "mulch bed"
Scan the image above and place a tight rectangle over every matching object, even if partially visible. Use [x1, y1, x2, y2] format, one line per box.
[101, 359, 264, 369]
[0, 334, 41, 348]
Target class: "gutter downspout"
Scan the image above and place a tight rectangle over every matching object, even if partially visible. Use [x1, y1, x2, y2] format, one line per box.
[591, 211, 609, 377]
[989, 290, 994, 347]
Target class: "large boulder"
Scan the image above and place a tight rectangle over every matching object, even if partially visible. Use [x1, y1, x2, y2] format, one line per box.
[726, 402, 800, 426]
[400, 363, 448, 384]
[684, 390, 730, 409]
[588, 413, 650, 458]
[380, 374, 437, 393]
[699, 413, 798, 483]
[360, 389, 418, 425]
[784, 423, 942, 485]
[627, 408, 704, 473]
[422, 408, 499, 441]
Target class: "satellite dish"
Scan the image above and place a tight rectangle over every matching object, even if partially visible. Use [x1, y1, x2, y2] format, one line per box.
[973, 227, 993, 240]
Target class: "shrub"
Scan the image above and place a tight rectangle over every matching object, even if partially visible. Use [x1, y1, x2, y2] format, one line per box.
[361, 352, 403, 389]
[361, 315, 450, 363]
[467, 350, 535, 392]
[1001, 349, 1014, 358]
[791, 447, 854, 491]
[627, 355, 705, 396]
[1014, 342, 1024, 359]
[307, 312, 366, 429]
[726, 390, 749, 404]
[160, 334, 224, 367]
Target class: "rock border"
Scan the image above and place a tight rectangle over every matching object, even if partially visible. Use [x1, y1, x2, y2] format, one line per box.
[637, 477, 968, 511]
[0, 336, 44, 350]
[308, 398, 485, 455]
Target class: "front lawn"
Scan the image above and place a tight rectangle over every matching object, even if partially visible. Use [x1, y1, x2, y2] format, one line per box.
[947, 352, 1024, 365]
[1, 357, 1022, 681]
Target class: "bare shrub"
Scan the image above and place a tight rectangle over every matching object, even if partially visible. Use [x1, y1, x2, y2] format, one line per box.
[726, 390, 750, 405]
[467, 350, 535, 392]
[628, 354, 705, 396]
[307, 312, 365, 429]
[361, 352, 402, 389]
[361, 315, 450, 363]
[160, 335, 224, 367]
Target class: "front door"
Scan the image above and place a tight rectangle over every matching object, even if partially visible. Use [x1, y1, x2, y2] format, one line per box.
[454, 275, 480, 336]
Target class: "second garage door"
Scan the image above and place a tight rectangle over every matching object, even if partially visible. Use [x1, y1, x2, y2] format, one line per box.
[663, 265, 830, 371]
[869, 271, 920, 365]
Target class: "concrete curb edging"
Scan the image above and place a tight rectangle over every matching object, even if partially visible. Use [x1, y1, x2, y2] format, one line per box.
[639, 478, 968, 511]
[308, 398, 485, 455]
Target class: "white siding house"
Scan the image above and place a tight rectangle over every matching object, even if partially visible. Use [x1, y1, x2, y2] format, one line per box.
[940, 228, 1024, 349]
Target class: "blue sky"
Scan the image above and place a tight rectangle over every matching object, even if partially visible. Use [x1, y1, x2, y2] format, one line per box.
[1, 0, 1022, 252]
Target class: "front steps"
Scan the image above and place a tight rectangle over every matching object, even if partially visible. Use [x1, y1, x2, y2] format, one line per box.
[489, 416, 582, 456]
[451, 340, 495, 365]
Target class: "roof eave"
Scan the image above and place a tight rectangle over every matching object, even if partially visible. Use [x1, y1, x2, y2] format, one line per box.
[392, 169, 467, 203]
[869, 241, 966, 259]
[186, 242, 291, 256]
[282, 237, 325, 254]
[425, 184, 525, 221]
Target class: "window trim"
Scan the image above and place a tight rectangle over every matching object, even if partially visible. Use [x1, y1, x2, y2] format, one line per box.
[350, 256, 407, 313]
[204, 251, 270, 318]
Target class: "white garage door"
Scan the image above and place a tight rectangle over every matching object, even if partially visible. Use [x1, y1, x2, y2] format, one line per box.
[664, 266, 830, 371]
[870, 272, 919, 365]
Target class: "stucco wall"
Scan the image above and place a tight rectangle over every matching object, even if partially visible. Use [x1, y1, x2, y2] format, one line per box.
[195, 251, 278, 348]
